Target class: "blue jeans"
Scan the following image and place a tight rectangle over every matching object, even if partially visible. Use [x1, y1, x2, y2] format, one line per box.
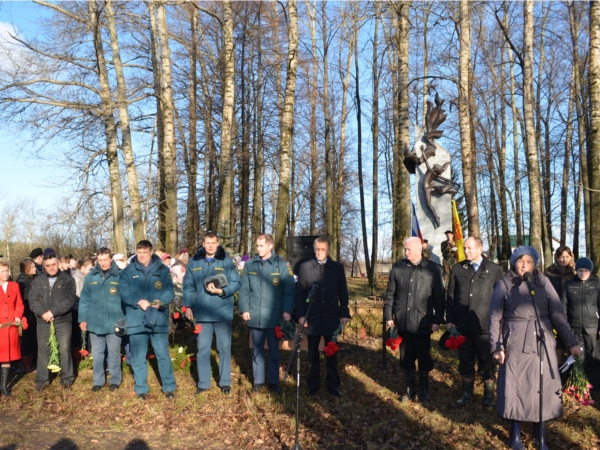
[129, 332, 176, 394]
[250, 328, 280, 385]
[196, 321, 231, 389]
[89, 332, 122, 387]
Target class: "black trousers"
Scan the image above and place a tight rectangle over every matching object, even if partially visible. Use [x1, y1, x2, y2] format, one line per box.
[35, 320, 74, 386]
[399, 332, 433, 372]
[306, 335, 340, 391]
[576, 332, 600, 390]
[457, 333, 497, 381]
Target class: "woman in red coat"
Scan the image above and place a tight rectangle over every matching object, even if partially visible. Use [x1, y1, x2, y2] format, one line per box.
[0, 259, 24, 397]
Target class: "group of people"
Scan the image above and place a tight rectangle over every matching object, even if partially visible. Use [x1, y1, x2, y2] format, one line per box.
[384, 236, 599, 450]
[0, 232, 598, 449]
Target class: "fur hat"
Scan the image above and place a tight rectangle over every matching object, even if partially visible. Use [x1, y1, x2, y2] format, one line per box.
[29, 248, 43, 259]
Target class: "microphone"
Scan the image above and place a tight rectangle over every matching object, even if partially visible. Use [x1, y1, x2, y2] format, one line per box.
[523, 272, 536, 296]
[306, 283, 319, 303]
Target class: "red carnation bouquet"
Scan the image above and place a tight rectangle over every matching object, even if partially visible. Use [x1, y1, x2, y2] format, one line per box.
[445, 327, 466, 350]
[564, 357, 595, 406]
[274, 326, 284, 339]
[79, 330, 90, 357]
[322, 323, 344, 357]
[171, 305, 201, 335]
[385, 326, 402, 351]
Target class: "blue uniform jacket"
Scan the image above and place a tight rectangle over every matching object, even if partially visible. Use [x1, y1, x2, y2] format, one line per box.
[238, 253, 295, 329]
[119, 254, 175, 335]
[182, 246, 241, 322]
[79, 261, 125, 335]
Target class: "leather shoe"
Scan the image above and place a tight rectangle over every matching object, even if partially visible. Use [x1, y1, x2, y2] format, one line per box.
[136, 393, 147, 400]
[109, 384, 119, 392]
[165, 391, 175, 399]
[268, 383, 281, 394]
[195, 388, 207, 395]
[328, 388, 342, 397]
[252, 384, 264, 393]
[91, 385, 102, 392]
[221, 386, 231, 395]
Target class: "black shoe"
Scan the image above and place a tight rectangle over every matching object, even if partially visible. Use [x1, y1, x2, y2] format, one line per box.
[328, 388, 342, 397]
[91, 385, 102, 392]
[221, 386, 231, 395]
[35, 383, 48, 393]
[252, 384, 264, 393]
[195, 388, 207, 395]
[418, 372, 432, 403]
[456, 380, 474, 407]
[400, 370, 417, 402]
[136, 393, 147, 400]
[268, 383, 281, 394]
[109, 384, 119, 392]
[307, 387, 318, 396]
[165, 391, 175, 399]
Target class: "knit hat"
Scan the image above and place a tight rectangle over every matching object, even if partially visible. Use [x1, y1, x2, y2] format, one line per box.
[29, 248, 43, 259]
[509, 246, 540, 268]
[575, 257, 594, 273]
[43, 248, 56, 257]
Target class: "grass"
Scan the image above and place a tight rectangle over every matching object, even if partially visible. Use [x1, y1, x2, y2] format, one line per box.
[1, 278, 598, 449]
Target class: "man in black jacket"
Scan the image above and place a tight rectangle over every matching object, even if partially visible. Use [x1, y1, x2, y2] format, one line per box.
[561, 257, 600, 394]
[29, 253, 77, 391]
[385, 236, 445, 403]
[296, 236, 350, 397]
[445, 236, 504, 407]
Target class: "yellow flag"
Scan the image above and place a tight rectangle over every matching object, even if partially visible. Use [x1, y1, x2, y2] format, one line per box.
[452, 200, 466, 262]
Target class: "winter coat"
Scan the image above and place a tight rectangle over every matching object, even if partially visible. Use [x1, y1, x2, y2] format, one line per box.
[182, 246, 241, 322]
[238, 253, 295, 329]
[489, 270, 579, 421]
[16, 273, 34, 309]
[295, 258, 350, 336]
[29, 271, 76, 324]
[120, 254, 174, 335]
[445, 258, 504, 335]
[384, 258, 445, 334]
[545, 263, 576, 297]
[79, 261, 126, 335]
[561, 275, 600, 336]
[0, 282, 24, 362]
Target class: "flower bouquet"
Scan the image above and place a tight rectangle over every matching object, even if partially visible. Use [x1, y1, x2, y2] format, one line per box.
[445, 327, 466, 350]
[79, 330, 90, 357]
[323, 323, 344, 357]
[48, 322, 61, 373]
[564, 357, 595, 406]
[385, 326, 403, 351]
[171, 305, 202, 335]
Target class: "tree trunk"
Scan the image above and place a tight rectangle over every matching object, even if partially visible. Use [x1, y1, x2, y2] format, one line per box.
[370, 4, 380, 285]
[251, 5, 264, 254]
[239, 9, 250, 256]
[522, 0, 543, 260]
[186, 5, 199, 251]
[458, 0, 479, 237]
[88, 0, 126, 254]
[155, 0, 178, 254]
[305, 0, 318, 236]
[216, 0, 235, 246]
[274, 0, 298, 257]
[105, 0, 145, 244]
[588, 0, 600, 274]
[322, 1, 334, 252]
[561, 66, 575, 246]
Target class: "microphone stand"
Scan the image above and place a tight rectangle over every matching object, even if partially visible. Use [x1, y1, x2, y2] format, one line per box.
[525, 273, 555, 450]
[284, 284, 318, 450]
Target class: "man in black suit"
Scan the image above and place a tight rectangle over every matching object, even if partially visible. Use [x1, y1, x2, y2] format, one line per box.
[296, 236, 350, 397]
[385, 237, 445, 403]
[445, 236, 504, 407]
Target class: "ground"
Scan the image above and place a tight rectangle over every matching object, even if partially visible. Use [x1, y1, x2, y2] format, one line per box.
[1, 278, 599, 449]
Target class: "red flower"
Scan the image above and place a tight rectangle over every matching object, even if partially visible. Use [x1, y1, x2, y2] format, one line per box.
[147, 354, 155, 359]
[21, 317, 28, 330]
[173, 312, 180, 320]
[323, 341, 339, 357]
[386, 337, 402, 351]
[445, 335, 466, 350]
[180, 360, 187, 369]
[274, 326, 284, 339]
[194, 324, 202, 334]
[182, 306, 187, 313]
[79, 349, 89, 357]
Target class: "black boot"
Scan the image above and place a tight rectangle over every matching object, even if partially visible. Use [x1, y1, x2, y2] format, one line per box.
[533, 421, 549, 450]
[483, 380, 495, 407]
[418, 371, 432, 403]
[400, 369, 417, 402]
[0, 367, 11, 397]
[456, 379, 474, 407]
[509, 421, 524, 450]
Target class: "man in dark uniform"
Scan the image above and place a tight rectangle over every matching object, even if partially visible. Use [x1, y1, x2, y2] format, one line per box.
[441, 230, 457, 286]
[29, 248, 44, 273]
[445, 236, 503, 407]
[296, 236, 350, 397]
[385, 236, 445, 403]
